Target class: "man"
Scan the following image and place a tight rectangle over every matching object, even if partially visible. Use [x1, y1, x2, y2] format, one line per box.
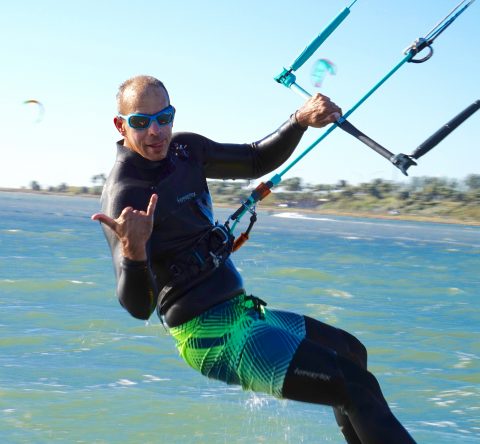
[92, 75, 416, 444]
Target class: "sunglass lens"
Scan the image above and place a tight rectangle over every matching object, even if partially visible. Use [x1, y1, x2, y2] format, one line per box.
[129, 115, 151, 129]
[156, 110, 174, 125]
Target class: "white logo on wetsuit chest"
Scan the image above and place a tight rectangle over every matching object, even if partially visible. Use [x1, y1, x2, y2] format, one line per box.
[177, 192, 196, 204]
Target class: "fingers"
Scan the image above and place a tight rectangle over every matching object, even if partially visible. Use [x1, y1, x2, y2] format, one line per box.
[312, 92, 331, 101]
[91, 195, 156, 233]
[119, 196, 156, 217]
[318, 112, 342, 127]
[146, 194, 158, 217]
[313, 93, 342, 117]
[296, 93, 342, 128]
[119, 206, 133, 217]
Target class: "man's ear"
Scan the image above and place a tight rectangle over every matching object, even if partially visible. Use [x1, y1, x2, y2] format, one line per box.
[114, 116, 126, 135]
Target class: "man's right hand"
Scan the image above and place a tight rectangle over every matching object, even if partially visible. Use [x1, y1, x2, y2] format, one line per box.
[91, 194, 158, 261]
[295, 93, 342, 129]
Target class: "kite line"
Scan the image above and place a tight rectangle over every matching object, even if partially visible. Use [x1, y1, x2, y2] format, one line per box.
[225, 0, 478, 250]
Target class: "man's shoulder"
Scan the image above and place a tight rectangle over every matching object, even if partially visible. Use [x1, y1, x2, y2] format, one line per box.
[171, 131, 211, 161]
[102, 178, 151, 218]
[171, 131, 211, 147]
[102, 162, 151, 216]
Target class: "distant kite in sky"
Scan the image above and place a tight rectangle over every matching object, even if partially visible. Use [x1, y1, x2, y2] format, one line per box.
[311, 59, 336, 88]
[23, 99, 45, 123]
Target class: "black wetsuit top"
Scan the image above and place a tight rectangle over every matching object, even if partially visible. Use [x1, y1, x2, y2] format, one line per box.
[99, 116, 306, 327]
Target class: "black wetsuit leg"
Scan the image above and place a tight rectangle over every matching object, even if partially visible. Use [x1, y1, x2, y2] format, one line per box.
[304, 316, 366, 444]
[283, 318, 416, 444]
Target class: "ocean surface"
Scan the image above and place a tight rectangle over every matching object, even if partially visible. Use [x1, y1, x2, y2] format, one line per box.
[0, 191, 479, 444]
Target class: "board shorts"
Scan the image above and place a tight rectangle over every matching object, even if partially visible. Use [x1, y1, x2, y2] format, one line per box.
[169, 293, 306, 398]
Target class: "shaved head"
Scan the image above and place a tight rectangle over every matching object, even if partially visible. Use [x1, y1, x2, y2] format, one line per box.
[116, 75, 169, 114]
[114, 75, 173, 161]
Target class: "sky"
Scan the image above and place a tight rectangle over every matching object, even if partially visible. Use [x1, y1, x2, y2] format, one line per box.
[1, 0, 478, 189]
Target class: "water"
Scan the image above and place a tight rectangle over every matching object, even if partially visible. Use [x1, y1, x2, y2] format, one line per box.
[0, 191, 479, 443]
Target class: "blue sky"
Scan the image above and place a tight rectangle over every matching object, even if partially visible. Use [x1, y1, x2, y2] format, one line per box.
[1, 0, 478, 188]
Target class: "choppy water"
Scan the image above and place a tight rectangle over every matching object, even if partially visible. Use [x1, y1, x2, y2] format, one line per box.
[0, 192, 479, 443]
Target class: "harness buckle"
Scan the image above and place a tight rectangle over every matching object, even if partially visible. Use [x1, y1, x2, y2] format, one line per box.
[244, 294, 267, 319]
[209, 251, 221, 268]
[210, 224, 230, 245]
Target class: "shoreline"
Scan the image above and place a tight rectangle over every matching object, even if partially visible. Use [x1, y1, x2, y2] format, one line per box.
[217, 203, 480, 227]
[2, 188, 479, 227]
[0, 187, 100, 199]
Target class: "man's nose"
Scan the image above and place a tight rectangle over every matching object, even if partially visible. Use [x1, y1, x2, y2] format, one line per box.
[148, 119, 162, 135]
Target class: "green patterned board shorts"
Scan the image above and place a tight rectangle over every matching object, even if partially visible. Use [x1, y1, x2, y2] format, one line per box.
[169, 293, 306, 398]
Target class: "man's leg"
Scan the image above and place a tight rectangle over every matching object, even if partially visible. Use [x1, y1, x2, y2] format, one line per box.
[303, 316, 367, 444]
[261, 308, 364, 443]
[303, 316, 367, 367]
[282, 339, 416, 444]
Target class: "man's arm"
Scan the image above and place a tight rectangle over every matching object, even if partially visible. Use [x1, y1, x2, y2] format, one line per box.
[92, 194, 159, 320]
[203, 93, 341, 179]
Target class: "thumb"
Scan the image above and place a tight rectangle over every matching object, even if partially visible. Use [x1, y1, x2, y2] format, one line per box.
[91, 213, 117, 231]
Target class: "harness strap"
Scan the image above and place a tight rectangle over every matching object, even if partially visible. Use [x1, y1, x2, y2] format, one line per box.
[244, 294, 267, 319]
[157, 223, 234, 315]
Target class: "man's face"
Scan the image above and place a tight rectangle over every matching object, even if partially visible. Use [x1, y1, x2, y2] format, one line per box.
[114, 86, 173, 161]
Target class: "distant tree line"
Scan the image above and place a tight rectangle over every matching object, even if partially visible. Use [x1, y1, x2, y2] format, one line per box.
[29, 174, 107, 196]
[26, 174, 480, 222]
[207, 174, 480, 222]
